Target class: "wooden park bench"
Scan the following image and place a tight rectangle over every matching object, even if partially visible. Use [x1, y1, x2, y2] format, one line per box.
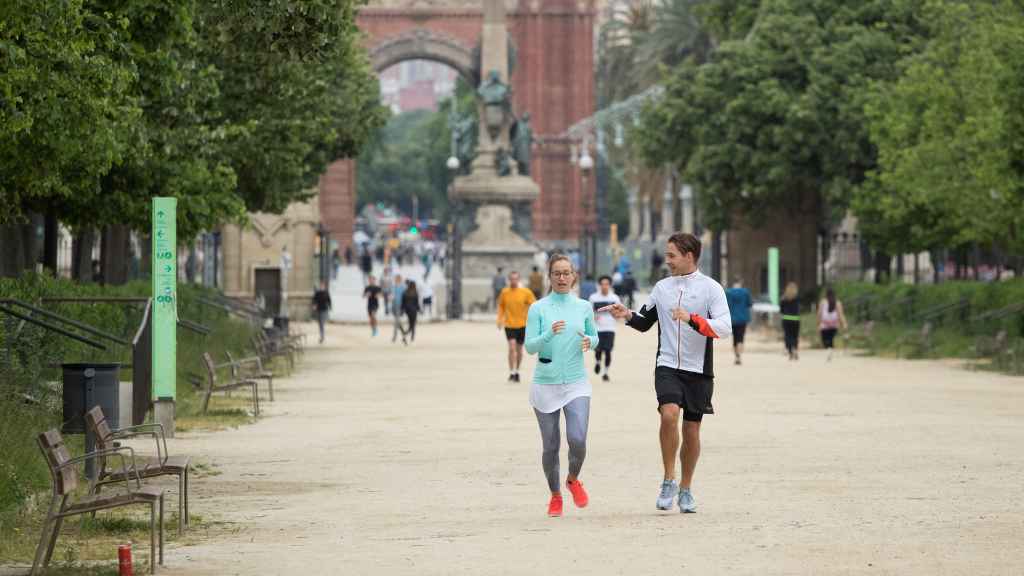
[225, 350, 275, 402]
[201, 352, 260, 416]
[973, 329, 1009, 357]
[897, 321, 933, 358]
[84, 406, 191, 534]
[845, 320, 875, 349]
[33, 429, 164, 575]
[252, 333, 295, 374]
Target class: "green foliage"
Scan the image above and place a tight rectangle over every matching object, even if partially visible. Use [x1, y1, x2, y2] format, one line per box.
[0, 0, 138, 223]
[638, 0, 928, 231]
[856, 0, 1024, 256]
[694, 0, 762, 42]
[200, 0, 387, 215]
[823, 280, 1024, 370]
[356, 80, 475, 221]
[1, 0, 385, 243]
[357, 110, 450, 220]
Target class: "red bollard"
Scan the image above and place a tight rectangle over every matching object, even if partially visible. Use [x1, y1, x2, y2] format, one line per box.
[118, 544, 134, 576]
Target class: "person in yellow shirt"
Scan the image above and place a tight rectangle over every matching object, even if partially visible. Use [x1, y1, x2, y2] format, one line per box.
[497, 271, 537, 382]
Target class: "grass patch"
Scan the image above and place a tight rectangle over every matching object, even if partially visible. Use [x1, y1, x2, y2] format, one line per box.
[0, 491, 201, 567]
[176, 408, 255, 433]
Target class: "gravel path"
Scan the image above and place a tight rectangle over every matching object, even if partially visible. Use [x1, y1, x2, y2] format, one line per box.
[158, 320, 1024, 575]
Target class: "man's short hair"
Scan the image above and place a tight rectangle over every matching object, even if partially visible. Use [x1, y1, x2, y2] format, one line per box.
[598, 275, 612, 284]
[668, 232, 702, 261]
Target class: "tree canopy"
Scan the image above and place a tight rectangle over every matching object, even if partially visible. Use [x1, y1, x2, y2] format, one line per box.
[856, 0, 1024, 256]
[638, 0, 928, 231]
[0, 0, 385, 243]
[635, 0, 1024, 262]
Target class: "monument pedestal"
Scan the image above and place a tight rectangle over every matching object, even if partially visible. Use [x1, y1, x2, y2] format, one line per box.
[455, 204, 538, 312]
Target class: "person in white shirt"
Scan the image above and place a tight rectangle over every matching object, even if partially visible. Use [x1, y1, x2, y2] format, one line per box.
[420, 280, 435, 319]
[588, 275, 621, 382]
[600, 232, 732, 514]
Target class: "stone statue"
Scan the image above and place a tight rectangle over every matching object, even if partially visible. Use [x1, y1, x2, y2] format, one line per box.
[454, 115, 477, 173]
[495, 147, 512, 176]
[478, 70, 510, 108]
[478, 70, 511, 139]
[510, 112, 533, 176]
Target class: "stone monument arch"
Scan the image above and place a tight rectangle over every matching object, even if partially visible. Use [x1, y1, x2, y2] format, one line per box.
[368, 30, 479, 84]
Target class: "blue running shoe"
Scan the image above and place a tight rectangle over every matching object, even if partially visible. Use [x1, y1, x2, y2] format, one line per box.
[656, 480, 678, 510]
[679, 488, 696, 513]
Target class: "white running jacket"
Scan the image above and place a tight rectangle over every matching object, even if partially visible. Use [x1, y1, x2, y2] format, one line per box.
[626, 270, 732, 377]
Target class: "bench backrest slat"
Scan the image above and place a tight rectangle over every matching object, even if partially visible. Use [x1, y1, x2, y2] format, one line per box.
[84, 405, 115, 449]
[38, 429, 77, 495]
[202, 352, 217, 389]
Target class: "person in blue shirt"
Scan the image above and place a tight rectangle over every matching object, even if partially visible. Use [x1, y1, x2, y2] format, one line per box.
[579, 274, 597, 301]
[725, 279, 753, 365]
[524, 253, 599, 517]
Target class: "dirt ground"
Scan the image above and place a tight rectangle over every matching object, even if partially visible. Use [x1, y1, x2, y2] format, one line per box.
[149, 320, 1024, 576]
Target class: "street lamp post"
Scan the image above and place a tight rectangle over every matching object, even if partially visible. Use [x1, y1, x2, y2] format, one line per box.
[446, 97, 462, 320]
[577, 138, 596, 278]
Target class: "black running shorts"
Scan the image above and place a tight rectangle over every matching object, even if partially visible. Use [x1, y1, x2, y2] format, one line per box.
[732, 323, 747, 344]
[597, 331, 615, 352]
[505, 327, 526, 344]
[654, 366, 714, 422]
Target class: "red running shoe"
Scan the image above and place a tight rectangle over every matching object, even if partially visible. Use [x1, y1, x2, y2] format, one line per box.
[547, 494, 563, 517]
[567, 479, 589, 508]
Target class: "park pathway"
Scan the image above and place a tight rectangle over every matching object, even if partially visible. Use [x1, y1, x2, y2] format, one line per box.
[161, 321, 1024, 575]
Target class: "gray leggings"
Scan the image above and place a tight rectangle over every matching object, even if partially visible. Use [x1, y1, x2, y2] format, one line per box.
[534, 396, 591, 493]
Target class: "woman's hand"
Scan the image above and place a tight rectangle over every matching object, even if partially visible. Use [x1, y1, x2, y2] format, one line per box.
[551, 320, 566, 334]
[579, 331, 591, 352]
[598, 302, 632, 321]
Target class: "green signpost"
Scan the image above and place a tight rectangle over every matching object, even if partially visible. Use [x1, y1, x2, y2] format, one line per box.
[768, 247, 780, 307]
[152, 197, 177, 434]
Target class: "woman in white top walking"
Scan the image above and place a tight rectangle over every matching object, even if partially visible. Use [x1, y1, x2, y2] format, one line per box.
[817, 287, 848, 361]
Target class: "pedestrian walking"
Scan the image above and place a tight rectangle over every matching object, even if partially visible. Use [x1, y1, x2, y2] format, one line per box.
[579, 274, 597, 301]
[492, 267, 507, 311]
[622, 270, 637, 309]
[588, 276, 620, 382]
[363, 275, 382, 337]
[781, 281, 801, 360]
[311, 281, 332, 344]
[524, 254, 598, 517]
[528, 266, 545, 300]
[497, 271, 536, 382]
[359, 246, 373, 286]
[725, 279, 753, 365]
[601, 232, 732, 514]
[420, 281, 434, 319]
[402, 280, 421, 343]
[818, 286, 848, 361]
[390, 274, 408, 345]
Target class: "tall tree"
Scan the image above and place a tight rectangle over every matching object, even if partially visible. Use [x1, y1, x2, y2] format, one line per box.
[197, 0, 386, 216]
[637, 0, 928, 232]
[855, 0, 1024, 258]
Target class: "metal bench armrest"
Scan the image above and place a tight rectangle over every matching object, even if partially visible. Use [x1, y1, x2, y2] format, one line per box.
[60, 446, 142, 490]
[112, 423, 168, 464]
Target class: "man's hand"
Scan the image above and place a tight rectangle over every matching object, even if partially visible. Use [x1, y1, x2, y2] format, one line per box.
[598, 302, 632, 321]
[551, 320, 566, 334]
[579, 331, 591, 352]
[671, 307, 691, 323]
